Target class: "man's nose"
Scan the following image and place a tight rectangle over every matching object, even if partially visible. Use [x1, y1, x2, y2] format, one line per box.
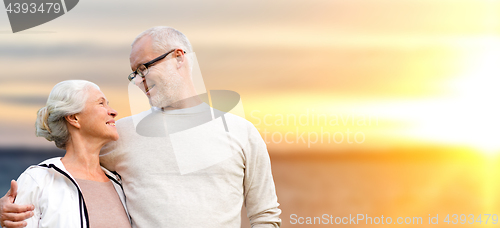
[133, 76, 144, 86]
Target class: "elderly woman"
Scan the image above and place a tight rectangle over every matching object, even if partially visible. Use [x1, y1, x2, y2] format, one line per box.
[11, 80, 131, 228]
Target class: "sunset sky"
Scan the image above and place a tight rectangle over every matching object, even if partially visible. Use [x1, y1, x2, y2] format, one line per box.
[0, 0, 499, 154]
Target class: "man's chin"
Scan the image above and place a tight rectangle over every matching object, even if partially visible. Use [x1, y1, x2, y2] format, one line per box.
[148, 99, 160, 108]
[149, 96, 170, 109]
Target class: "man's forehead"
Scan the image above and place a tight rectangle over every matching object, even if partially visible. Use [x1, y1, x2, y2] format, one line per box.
[130, 46, 150, 68]
[131, 37, 150, 56]
[129, 36, 164, 66]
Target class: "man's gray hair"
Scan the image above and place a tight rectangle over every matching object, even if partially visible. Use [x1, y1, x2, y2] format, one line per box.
[132, 26, 193, 54]
[35, 80, 100, 149]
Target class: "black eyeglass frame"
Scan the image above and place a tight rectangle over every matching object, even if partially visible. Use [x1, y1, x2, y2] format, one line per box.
[128, 49, 186, 81]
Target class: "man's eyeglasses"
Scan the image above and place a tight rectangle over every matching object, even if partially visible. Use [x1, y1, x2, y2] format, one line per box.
[128, 49, 186, 81]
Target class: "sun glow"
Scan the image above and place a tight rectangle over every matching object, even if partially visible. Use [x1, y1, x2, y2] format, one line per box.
[387, 37, 500, 155]
[449, 37, 500, 154]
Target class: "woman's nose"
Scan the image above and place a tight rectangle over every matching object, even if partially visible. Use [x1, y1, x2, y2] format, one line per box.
[109, 108, 118, 118]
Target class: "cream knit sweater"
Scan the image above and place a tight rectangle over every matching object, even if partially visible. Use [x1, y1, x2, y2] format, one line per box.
[100, 103, 281, 228]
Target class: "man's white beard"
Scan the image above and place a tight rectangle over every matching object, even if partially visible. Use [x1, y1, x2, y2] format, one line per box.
[149, 68, 184, 108]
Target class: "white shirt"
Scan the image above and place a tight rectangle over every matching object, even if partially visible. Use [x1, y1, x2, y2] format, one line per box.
[14, 157, 129, 228]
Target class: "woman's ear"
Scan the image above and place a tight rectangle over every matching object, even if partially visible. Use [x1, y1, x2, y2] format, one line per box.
[65, 114, 80, 129]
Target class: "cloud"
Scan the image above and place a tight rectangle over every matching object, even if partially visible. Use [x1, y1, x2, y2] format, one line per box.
[0, 43, 128, 58]
[0, 95, 47, 106]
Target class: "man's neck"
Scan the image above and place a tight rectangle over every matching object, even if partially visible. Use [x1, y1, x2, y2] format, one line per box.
[161, 82, 203, 110]
[162, 97, 203, 111]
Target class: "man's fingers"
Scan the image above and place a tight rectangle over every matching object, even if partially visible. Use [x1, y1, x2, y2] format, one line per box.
[9, 180, 18, 199]
[2, 203, 34, 214]
[1, 180, 30, 228]
[1, 210, 34, 222]
[2, 219, 28, 228]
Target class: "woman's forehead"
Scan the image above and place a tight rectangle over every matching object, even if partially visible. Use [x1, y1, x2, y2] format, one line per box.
[87, 87, 106, 101]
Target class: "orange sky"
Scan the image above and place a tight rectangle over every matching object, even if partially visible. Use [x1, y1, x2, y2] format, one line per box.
[0, 0, 499, 153]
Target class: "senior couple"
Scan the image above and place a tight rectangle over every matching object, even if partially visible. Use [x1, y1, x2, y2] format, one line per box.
[0, 26, 281, 228]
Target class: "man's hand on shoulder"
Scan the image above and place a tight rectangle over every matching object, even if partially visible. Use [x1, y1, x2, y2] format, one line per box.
[0, 180, 34, 228]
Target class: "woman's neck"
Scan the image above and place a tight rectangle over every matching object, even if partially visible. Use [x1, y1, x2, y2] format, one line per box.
[61, 135, 108, 182]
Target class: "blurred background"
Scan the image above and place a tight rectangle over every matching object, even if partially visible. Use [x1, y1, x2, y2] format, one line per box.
[1, 0, 500, 227]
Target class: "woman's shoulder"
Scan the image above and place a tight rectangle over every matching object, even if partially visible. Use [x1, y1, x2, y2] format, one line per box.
[15, 157, 84, 228]
[19, 157, 64, 182]
[14, 158, 64, 205]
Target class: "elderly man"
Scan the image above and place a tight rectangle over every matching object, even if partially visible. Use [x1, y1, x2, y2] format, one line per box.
[0, 26, 281, 228]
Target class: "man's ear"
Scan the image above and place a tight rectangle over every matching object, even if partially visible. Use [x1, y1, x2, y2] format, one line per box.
[175, 49, 185, 69]
[65, 114, 80, 129]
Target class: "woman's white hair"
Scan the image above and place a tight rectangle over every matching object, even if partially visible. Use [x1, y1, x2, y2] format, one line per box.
[35, 80, 100, 149]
